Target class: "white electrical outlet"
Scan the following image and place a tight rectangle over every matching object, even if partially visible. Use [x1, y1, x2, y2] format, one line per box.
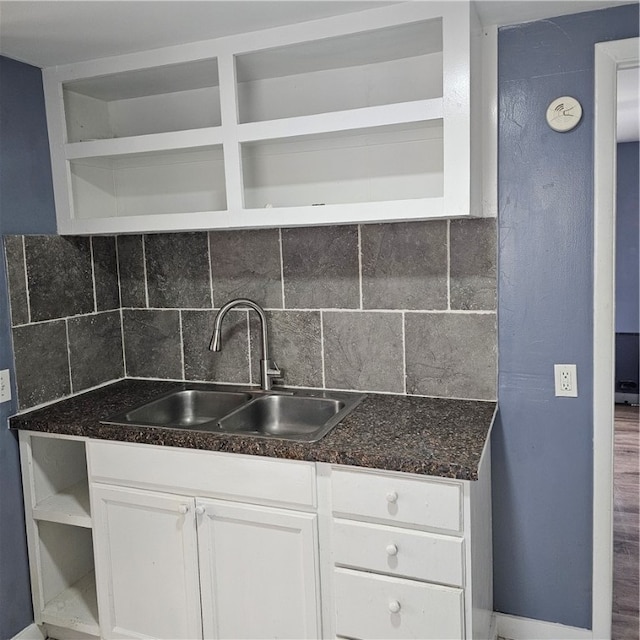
[0, 369, 11, 403]
[554, 364, 578, 397]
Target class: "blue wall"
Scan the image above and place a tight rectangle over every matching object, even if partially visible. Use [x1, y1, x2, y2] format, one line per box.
[0, 55, 56, 638]
[494, 4, 639, 629]
[615, 141, 639, 334]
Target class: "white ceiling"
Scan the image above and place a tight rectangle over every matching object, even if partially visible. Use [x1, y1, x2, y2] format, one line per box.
[0, 1, 635, 68]
[0, 0, 637, 140]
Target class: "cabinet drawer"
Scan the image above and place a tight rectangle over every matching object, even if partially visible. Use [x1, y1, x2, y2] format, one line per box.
[331, 468, 462, 532]
[333, 519, 464, 587]
[87, 441, 315, 509]
[334, 568, 464, 639]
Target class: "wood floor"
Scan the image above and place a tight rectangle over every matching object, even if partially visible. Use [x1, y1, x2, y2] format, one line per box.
[612, 403, 639, 640]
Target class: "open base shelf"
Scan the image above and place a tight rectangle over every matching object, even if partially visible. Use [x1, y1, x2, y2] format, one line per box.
[41, 571, 100, 637]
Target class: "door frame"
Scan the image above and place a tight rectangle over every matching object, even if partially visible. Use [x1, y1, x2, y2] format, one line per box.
[592, 36, 639, 639]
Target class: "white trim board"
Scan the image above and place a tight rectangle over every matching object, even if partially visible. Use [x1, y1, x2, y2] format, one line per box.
[10, 624, 46, 640]
[592, 36, 639, 640]
[496, 613, 592, 640]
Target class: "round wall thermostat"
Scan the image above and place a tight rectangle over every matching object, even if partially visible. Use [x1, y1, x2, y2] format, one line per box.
[546, 96, 583, 132]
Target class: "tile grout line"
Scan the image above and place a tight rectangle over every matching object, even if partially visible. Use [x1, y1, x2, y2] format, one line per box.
[357, 224, 363, 310]
[206, 231, 215, 309]
[278, 228, 286, 309]
[22, 235, 32, 324]
[89, 236, 98, 313]
[141, 235, 150, 308]
[64, 318, 74, 395]
[178, 310, 186, 381]
[320, 310, 326, 389]
[114, 236, 123, 309]
[9, 308, 497, 328]
[446, 219, 451, 311]
[401, 310, 407, 395]
[114, 236, 128, 377]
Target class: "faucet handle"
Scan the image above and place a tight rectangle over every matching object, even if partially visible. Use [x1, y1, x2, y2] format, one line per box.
[267, 360, 282, 377]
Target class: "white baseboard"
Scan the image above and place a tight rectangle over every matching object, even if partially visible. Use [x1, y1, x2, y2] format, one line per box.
[496, 612, 593, 640]
[11, 623, 46, 640]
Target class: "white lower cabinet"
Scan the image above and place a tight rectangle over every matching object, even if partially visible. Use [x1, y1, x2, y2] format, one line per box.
[88, 441, 321, 640]
[21, 435, 492, 639]
[91, 485, 202, 639]
[326, 464, 493, 640]
[197, 500, 320, 639]
[334, 568, 464, 640]
[92, 486, 320, 639]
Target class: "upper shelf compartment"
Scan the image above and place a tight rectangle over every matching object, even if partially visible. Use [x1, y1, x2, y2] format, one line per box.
[43, 2, 490, 235]
[235, 19, 442, 124]
[63, 58, 221, 143]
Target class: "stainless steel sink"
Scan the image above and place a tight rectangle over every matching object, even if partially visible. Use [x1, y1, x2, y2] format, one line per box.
[217, 394, 350, 442]
[103, 389, 251, 429]
[103, 387, 364, 442]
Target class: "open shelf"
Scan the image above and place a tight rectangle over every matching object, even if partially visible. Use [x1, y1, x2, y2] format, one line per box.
[33, 480, 91, 528]
[41, 571, 100, 636]
[64, 58, 220, 142]
[241, 120, 443, 210]
[69, 145, 227, 219]
[236, 18, 443, 123]
[30, 437, 91, 523]
[37, 521, 99, 635]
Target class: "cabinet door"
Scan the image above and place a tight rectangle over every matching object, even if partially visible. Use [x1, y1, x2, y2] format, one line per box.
[197, 499, 321, 639]
[92, 485, 202, 640]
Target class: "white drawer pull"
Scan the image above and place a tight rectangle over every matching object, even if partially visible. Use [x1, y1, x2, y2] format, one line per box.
[388, 600, 401, 614]
[178, 504, 189, 515]
[386, 491, 398, 504]
[195, 505, 205, 515]
[386, 543, 398, 556]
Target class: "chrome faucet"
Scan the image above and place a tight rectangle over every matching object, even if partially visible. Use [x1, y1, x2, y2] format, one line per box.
[209, 299, 281, 391]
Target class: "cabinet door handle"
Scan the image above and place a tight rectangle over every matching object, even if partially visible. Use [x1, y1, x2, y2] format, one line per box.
[386, 543, 398, 556]
[178, 504, 189, 515]
[195, 505, 205, 516]
[388, 600, 401, 614]
[386, 491, 398, 504]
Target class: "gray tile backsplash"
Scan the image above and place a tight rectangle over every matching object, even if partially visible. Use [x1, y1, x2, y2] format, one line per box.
[12, 320, 71, 407]
[25, 235, 94, 321]
[92, 236, 120, 311]
[450, 219, 497, 310]
[209, 229, 283, 309]
[361, 221, 448, 310]
[405, 312, 497, 399]
[122, 309, 182, 379]
[4, 218, 497, 409]
[282, 226, 360, 309]
[116, 235, 146, 307]
[4, 235, 29, 326]
[323, 311, 405, 393]
[249, 310, 323, 389]
[145, 233, 212, 309]
[68, 311, 124, 392]
[182, 309, 251, 384]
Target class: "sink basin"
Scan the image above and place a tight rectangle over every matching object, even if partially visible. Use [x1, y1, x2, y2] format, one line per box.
[103, 387, 364, 442]
[217, 394, 350, 442]
[103, 389, 251, 429]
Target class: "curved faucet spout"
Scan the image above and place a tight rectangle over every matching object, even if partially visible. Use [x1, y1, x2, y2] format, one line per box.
[209, 299, 281, 391]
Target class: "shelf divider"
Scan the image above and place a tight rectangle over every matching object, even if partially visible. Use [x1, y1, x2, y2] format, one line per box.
[33, 480, 92, 528]
[65, 126, 224, 160]
[237, 99, 443, 143]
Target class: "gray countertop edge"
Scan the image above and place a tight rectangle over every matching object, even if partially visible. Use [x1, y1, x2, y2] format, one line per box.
[9, 379, 497, 481]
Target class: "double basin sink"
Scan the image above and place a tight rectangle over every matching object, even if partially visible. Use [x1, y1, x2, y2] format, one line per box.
[103, 386, 365, 443]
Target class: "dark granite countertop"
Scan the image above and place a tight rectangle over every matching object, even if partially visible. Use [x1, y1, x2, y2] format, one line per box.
[10, 379, 496, 480]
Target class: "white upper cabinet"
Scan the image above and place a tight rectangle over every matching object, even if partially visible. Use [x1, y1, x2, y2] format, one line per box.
[43, 1, 487, 235]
